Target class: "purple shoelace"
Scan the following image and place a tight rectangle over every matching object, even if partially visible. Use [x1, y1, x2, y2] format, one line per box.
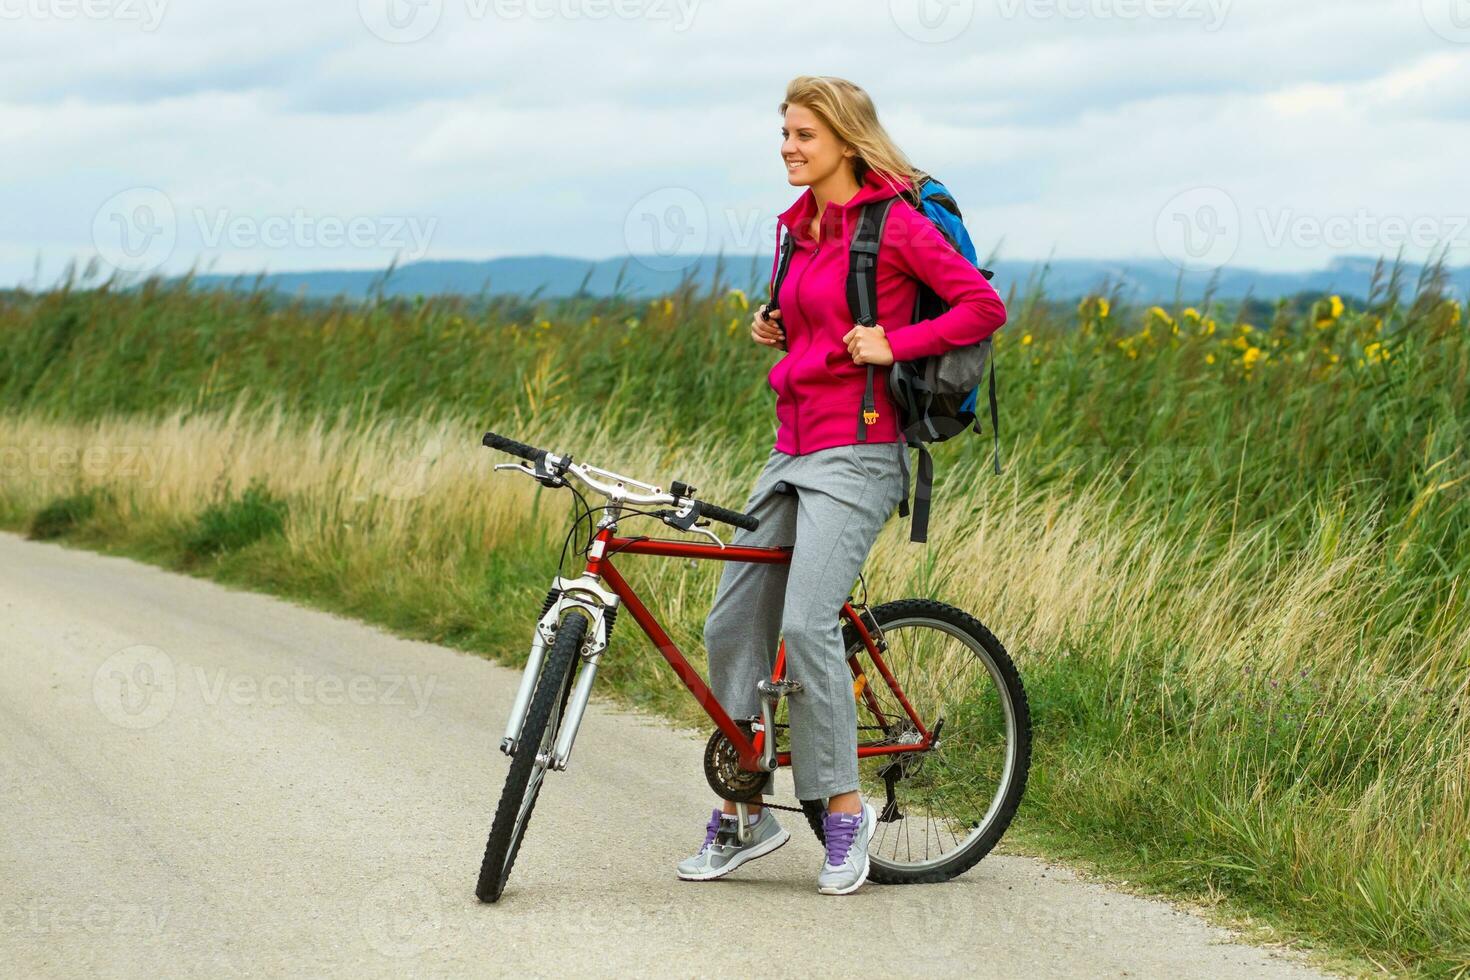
[822, 809, 864, 866]
[698, 808, 731, 852]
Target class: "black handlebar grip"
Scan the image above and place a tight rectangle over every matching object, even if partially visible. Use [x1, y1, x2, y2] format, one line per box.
[482, 431, 544, 462]
[696, 501, 760, 533]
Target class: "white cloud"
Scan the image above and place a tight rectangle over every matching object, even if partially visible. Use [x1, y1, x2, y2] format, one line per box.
[1, 0, 1467, 284]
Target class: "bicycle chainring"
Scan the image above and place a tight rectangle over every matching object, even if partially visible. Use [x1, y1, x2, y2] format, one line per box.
[703, 721, 768, 803]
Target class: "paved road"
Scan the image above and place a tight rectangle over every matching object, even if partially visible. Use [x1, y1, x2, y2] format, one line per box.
[0, 533, 1333, 978]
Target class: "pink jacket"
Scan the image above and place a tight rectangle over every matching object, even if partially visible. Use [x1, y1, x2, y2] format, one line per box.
[766, 169, 1007, 456]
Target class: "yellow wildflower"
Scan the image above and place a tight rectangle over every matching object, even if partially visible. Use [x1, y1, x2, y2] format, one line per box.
[1242, 346, 1263, 370]
[727, 288, 749, 311]
[1206, 353, 1216, 364]
[1316, 295, 1344, 329]
[1022, 334, 1033, 346]
[1148, 306, 1175, 328]
[537, 319, 551, 330]
[1077, 296, 1111, 320]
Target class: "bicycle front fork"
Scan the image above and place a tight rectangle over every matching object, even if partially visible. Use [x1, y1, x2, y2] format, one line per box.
[500, 575, 620, 772]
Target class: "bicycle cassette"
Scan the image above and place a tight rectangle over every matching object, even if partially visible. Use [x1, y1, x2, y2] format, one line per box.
[703, 721, 768, 803]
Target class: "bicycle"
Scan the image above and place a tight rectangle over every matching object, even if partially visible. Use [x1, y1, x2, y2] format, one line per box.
[475, 430, 1031, 902]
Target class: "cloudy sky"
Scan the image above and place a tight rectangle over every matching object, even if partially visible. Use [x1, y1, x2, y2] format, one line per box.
[2, 0, 1467, 285]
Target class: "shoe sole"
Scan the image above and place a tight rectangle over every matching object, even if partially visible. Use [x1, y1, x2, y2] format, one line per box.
[817, 854, 870, 895]
[676, 827, 791, 882]
[817, 803, 878, 896]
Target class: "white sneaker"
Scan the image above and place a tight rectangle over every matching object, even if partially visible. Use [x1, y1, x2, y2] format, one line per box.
[676, 807, 789, 881]
[816, 800, 877, 895]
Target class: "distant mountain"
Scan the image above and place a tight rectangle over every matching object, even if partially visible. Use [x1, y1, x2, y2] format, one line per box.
[184, 254, 1470, 304]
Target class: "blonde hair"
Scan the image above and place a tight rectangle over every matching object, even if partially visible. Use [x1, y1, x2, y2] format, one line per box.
[779, 75, 927, 203]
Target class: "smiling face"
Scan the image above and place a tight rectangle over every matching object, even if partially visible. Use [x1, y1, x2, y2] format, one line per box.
[780, 102, 855, 188]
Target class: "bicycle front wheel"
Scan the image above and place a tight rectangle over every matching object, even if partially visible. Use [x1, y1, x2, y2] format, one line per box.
[475, 609, 587, 902]
[802, 598, 1031, 884]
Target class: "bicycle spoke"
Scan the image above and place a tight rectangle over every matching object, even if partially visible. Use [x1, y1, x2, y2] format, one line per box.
[846, 605, 1026, 875]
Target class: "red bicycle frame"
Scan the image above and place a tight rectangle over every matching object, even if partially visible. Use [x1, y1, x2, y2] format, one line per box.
[584, 525, 933, 777]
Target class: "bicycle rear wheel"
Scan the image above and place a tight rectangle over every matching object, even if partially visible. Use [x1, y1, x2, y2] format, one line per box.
[475, 609, 587, 902]
[801, 598, 1030, 884]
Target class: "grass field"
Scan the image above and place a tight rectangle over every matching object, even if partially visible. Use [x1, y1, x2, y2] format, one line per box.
[2, 264, 1467, 976]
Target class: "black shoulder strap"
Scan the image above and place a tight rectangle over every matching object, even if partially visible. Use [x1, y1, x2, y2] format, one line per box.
[765, 226, 795, 316]
[848, 198, 897, 328]
[849, 197, 898, 441]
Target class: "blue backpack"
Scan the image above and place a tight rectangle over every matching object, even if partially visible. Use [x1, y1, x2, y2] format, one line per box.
[767, 175, 1001, 543]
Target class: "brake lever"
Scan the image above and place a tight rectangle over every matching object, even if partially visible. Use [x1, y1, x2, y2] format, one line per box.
[491, 459, 565, 488]
[687, 524, 725, 547]
[660, 501, 727, 549]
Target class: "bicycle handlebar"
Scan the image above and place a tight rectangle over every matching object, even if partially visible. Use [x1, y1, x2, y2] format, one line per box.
[482, 431, 543, 462]
[693, 500, 760, 533]
[481, 429, 760, 534]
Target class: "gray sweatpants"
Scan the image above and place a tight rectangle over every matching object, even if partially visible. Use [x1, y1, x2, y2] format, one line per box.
[702, 441, 909, 801]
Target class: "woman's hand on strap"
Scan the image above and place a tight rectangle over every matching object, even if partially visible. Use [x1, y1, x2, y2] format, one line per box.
[751, 305, 785, 350]
[842, 323, 894, 366]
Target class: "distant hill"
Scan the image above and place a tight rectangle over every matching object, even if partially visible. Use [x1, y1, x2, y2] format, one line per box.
[184, 254, 1470, 304]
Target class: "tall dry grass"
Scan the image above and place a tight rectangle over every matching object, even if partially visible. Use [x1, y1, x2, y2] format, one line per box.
[2, 266, 1468, 974]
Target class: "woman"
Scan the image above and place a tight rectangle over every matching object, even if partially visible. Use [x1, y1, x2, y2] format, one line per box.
[677, 76, 1007, 895]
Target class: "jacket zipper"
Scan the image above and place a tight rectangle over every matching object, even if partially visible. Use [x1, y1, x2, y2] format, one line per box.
[785, 239, 820, 455]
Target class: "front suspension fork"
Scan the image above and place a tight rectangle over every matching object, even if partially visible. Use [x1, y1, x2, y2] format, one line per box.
[500, 580, 618, 772]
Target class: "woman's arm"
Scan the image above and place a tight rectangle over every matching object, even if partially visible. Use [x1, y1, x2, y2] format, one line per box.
[879, 207, 1007, 363]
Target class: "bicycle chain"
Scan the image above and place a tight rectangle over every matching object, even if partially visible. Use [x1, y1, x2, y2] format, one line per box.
[732, 721, 893, 814]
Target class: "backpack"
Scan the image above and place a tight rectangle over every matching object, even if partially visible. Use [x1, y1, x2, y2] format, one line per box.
[767, 174, 1001, 544]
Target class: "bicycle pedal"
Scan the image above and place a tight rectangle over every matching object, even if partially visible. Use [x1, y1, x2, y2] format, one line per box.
[757, 678, 804, 699]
